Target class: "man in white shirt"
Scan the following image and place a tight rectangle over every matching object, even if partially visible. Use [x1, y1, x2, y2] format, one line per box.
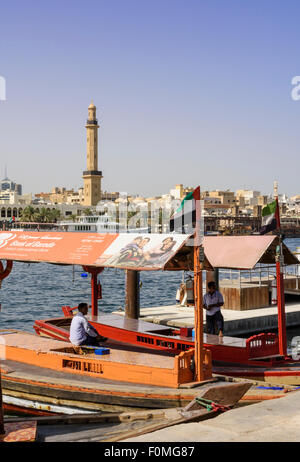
[203, 281, 224, 337]
[69, 303, 105, 346]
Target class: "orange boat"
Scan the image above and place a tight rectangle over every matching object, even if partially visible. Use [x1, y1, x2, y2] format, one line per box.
[0, 228, 299, 409]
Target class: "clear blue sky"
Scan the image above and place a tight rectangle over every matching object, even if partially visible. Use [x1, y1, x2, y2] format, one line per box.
[0, 0, 300, 197]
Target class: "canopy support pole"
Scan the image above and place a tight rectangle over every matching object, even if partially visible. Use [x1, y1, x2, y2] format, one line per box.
[0, 260, 13, 436]
[193, 187, 205, 382]
[125, 270, 140, 319]
[82, 266, 104, 318]
[275, 198, 287, 356]
[0, 368, 4, 436]
[206, 269, 219, 291]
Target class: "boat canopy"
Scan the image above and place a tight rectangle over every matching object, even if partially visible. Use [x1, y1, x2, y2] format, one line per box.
[0, 231, 297, 271]
[203, 235, 298, 269]
[0, 231, 212, 271]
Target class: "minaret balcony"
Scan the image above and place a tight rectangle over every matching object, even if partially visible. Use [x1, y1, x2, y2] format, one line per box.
[83, 170, 103, 176]
[86, 119, 98, 125]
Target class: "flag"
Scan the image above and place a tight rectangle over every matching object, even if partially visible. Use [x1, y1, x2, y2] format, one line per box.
[9, 216, 15, 224]
[260, 200, 278, 235]
[170, 187, 199, 233]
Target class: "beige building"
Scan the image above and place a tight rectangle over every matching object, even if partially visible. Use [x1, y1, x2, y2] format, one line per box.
[82, 102, 103, 206]
[204, 190, 236, 205]
[236, 189, 260, 206]
[170, 184, 194, 200]
[35, 187, 85, 205]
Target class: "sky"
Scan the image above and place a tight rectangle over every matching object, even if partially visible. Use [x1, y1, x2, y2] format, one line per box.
[0, 0, 300, 197]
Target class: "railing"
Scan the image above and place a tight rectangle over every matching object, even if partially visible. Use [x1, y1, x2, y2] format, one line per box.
[215, 261, 300, 290]
[246, 333, 279, 359]
[175, 348, 212, 383]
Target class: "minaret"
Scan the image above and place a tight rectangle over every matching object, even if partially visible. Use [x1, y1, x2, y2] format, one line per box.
[82, 102, 103, 206]
[273, 180, 278, 199]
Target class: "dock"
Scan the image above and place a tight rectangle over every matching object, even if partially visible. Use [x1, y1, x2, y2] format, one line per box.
[113, 300, 300, 336]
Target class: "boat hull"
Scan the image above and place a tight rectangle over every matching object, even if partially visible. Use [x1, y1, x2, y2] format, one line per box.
[1, 359, 251, 415]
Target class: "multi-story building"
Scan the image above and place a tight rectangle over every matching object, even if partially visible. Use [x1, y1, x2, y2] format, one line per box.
[0, 177, 22, 195]
[170, 184, 194, 200]
[236, 189, 260, 206]
[204, 190, 236, 206]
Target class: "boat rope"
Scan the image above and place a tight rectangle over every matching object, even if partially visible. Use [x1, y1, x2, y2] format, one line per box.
[194, 397, 231, 413]
[255, 385, 300, 391]
[255, 386, 284, 390]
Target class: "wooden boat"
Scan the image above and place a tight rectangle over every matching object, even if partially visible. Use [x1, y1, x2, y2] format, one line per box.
[34, 309, 282, 366]
[4, 389, 251, 443]
[0, 329, 252, 416]
[33, 308, 300, 385]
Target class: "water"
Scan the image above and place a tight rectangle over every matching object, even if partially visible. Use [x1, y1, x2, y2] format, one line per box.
[1, 238, 300, 348]
[0, 262, 183, 332]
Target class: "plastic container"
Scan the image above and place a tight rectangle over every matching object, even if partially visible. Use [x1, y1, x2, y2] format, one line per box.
[94, 347, 110, 355]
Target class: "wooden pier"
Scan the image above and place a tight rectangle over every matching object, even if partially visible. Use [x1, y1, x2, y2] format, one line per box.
[113, 299, 300, 336]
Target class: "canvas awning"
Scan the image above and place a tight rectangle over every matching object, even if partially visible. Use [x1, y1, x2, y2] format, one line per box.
[0, 231, 209, 271]
[203, 235, 298, 269]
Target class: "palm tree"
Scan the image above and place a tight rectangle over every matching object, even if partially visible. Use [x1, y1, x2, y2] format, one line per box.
[49, 209, 61, 223]
[83, 208, 93, 216]
[67, 214, 78, 221]
[22, 206, 37, 222]
[35, 207, 50, 223]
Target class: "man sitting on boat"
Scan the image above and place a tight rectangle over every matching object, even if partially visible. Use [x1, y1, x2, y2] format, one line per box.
[203, 281, 224, 337]
[69, 303, 106, 346]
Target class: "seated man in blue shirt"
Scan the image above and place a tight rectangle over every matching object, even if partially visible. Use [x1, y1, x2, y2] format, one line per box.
[69, 302, 106, 346]
[203, 281, 224, 337]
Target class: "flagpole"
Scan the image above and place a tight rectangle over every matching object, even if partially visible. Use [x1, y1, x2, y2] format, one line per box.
[193, 186, 204, 382]
[275, 196, 287, 357]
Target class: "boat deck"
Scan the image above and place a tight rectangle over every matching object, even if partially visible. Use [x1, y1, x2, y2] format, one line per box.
[88, 313, 247, 349]
[1, 329, 175, 369]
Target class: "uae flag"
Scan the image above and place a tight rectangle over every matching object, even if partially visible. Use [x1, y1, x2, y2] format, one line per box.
[260, 200, 279, 235]
[170, 187, 199, 233]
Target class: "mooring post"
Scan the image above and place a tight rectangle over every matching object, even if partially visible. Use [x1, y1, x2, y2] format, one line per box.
[125, 270, 140, 319]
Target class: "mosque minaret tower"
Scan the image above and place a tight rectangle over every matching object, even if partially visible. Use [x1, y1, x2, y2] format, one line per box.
[82, 101, 103, 206]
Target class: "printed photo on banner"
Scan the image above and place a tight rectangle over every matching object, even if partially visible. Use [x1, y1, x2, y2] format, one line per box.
[94, 233, 186, 269]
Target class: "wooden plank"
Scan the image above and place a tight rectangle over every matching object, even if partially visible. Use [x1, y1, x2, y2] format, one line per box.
[104, 409, 215, 442]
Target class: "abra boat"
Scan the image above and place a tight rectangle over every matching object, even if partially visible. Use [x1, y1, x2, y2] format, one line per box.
[33, 306, 300, 385]
[0, 328, 252, 415]
[34, 308, 283, 367]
